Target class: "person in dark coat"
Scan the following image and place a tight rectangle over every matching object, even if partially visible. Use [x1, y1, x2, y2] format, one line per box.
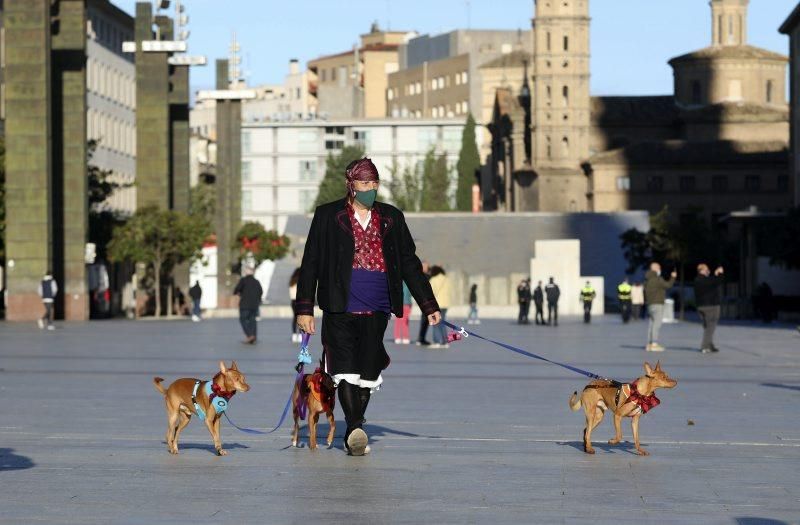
[517, 279, 531, 324]
[295, 157, 441, 456]
[533, 280, 545, 325]
[545, 277, 560, 326]
[233, 266, 263, 344]
[189, 280, 202, 322]
[695, 264, 724, 353]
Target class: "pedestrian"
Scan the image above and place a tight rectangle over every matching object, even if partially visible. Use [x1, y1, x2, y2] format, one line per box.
[393, 281, 412, 344]
[533, 280, 545, 325]
[233, 266, 263, 345]
[38, 270, 58, 330]
[631, 281, 645, 320]
[517, 279, 531, 324]
[545, 277, 560, 326]
[429, 265, 451, 348]
[580, 280, 596, 323]
[644, 262, 677, 352]
[695, 263, 724, 353]
[754, 282, 774, 323]
[467, 283, 480, 325]
[189, 280, 202, 322]
[618, 277, 632, 323]
[295, 157, 441, 456]
[415, 260, 432, 346]
[289, 268, 301, 342]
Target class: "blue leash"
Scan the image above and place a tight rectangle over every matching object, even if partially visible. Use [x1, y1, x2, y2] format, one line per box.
[442, 320, 621, 386]
[224, 334, 314, 435]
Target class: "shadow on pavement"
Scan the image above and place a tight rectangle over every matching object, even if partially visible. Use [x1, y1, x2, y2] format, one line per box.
[163, 442, 250, 454]
[557, 440, 641, 455]
[0, 448, 35, 471]
[760, 383, 800, 393]
[735, 518, 790, 525]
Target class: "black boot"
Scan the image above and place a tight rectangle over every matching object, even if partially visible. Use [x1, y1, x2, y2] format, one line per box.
[337, 381, 363, 447]
[359, 387, 371, 425]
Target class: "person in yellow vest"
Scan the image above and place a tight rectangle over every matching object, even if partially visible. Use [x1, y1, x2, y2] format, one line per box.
[580, 281, 596, 324]
[618, 277, 633, 324]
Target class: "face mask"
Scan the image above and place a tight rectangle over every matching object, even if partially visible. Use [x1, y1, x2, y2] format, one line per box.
[354, 189, 377, 208]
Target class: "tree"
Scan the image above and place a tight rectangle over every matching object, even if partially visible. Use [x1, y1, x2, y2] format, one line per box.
[455, 113, 480, 211]
[87, 139, 133, 260]
[233, 221, 290, 268]
[420, 149, 451, 212]
[189, 180, 215, 238]
[108, 206, 206, 317]
[314, 145, 365, 208]
[387, 158, 423, 212]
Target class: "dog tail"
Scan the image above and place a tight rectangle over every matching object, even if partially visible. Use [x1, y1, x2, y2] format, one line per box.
[569, 391, 582, 411]
[153, 377, 167, 395]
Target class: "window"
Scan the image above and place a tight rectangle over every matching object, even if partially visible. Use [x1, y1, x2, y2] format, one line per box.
[777, 175, 789, 192]
[321, 69, 326, 82]
[299, 189, 316, 212]
[461, 71, 468, 84]
[561, 136, 569, 157]
[712, 175, 728, 192]
[299, 160, 316, 181]
[745, 175, 761, 191]
[679, 175, 696, 192]
[546, 32, 551, 51]
[388, 88, 394, 100]
[616, 176, 630, 191]
[242, 131, 251, 154]
[241, 161, 252, 182]
[324, 126, 345, 135]
[546, 85, 551, 103]
[546, 136, 552, 159]
[766, 80, 773, 104]
[562, 85, 569, 106]
[647, 176, 663, 192]
[353, 130, 369, 149]
[691, 81, 702, 105]
[729, 79, 742, 101]
[563, 35, 569, 51]
[417, 128, 437, 149]
[331, 67, 336, 82]
[325, 140, 344, 150]
[438, 77, 444, 89]
[242, 190, 252, 213]
[443, 128, 461, 151]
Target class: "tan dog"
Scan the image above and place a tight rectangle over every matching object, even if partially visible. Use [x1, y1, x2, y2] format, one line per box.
[291, 368, 336, 450]
[569, 361, 677, 456]
[153, 361, 250, 456]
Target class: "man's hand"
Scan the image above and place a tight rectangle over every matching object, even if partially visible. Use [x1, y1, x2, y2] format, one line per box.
[297, 314, 315, 335]
[670, 271, 678, 279]
[428, 311, 442, 326]
[714, 266, 724, 276]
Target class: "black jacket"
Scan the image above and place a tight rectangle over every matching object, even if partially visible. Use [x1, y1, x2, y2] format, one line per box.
[296, 199, 439, 318]
[694, 274, 723, 307]
[533, 286, 544, 305]
[233, 275, 263, 310]
[545, 283, 560, 303]
[189, 283, 202, 301]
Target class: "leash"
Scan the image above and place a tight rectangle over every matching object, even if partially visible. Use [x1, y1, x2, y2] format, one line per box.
[442, 320, 621, 387]
[224, 334, 312, 434]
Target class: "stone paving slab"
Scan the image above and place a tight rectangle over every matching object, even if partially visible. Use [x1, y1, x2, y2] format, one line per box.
[0, 316, 799, 524]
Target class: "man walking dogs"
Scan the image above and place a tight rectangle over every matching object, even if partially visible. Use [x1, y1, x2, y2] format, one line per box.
[695, 263, 724, 353]
[644, 262, 676, 352]
[295, 158, 441, 456]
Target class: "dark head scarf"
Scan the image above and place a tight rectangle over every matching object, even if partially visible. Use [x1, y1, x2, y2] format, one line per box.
[345, 158, 379, 196]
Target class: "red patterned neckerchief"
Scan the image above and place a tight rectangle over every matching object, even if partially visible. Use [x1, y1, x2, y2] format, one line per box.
[347, 203, 386, 272]
[211, 381, 236, 401]
[627, 379, 660, 414]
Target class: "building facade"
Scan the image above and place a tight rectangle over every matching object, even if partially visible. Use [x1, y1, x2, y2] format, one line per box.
[780, 3, 800, 207]
[240, 119, 465, 231]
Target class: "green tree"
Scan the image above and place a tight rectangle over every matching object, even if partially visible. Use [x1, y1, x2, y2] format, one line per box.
[455, 113, 480, 211]
[87, 139, 133, 260]
[314, 145, 365, 208]
[233, 221, 290, 268]
[420, 149, 451, 212]
[387, 158, 423, 212]
[189, 180, 215, 237]
[108, 206, 206, 317]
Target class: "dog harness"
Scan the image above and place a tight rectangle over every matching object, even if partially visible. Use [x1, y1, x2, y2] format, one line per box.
[192, 380, 236, 421]
[615, 379, 660, 416]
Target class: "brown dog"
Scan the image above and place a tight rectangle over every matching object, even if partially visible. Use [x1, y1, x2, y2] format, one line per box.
[569, 361, 677, 456]
[153, 360, 250, 456]
[291, 367, 336, 450]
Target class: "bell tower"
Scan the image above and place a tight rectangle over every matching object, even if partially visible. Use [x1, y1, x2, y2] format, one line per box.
[711, 0, 749, 46]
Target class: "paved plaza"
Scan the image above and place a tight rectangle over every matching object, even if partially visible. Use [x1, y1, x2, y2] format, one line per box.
[1, 314, 799, 524]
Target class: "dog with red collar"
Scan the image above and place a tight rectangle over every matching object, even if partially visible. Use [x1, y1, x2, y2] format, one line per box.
[569, 361, 677, 456]
[292, 366, 337, 450]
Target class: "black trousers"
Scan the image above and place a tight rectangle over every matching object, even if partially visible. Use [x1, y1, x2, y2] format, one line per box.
[518, 302, 530, 323]
[583, 301, 592, 323]
[534, 302, 545, 324]
[548, 302, 558, 325]
[417, 312, 429, 343]
[620, 300, 632, 323]
[239, 308, 258, 338]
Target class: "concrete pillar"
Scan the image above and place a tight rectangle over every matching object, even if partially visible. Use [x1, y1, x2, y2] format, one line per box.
[4, 0, 87, 321]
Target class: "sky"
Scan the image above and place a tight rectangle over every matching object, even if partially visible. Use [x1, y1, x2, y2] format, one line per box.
[115, 0, 797, 97]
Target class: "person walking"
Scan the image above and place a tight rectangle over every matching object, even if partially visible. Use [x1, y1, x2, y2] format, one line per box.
[517, 279, 532, 324]
[429, 266, 451, 348]
[393, 281, 413, 344]
[545, 277, 560, 326]
[289, 268, 301, 342]
[467, 283, 480, 325]
[189, 280, 202, 322]
[533, 280, 545, 325]
[580, 281, 596, 323]
[631, 281, 645, 321]
[415, 260, 433, 346]
[695, 263, 724, 353]
[618, 277, 632, 324]
[644, 262, 676, 352]
[233, 266, 263, 345]
[295, 157, 441, 456]
[38, 271, 58, 330]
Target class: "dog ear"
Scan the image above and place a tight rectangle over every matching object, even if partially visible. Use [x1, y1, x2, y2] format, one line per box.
[219, 360, 228, 374]
[644, 362, 653, 375]
[230, 360, 239, 371]
[655, 360, 662, 371]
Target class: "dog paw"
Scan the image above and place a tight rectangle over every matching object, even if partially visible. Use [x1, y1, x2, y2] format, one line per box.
[635, 448, 649, 456]
[217, 449, 228, 456]
[584, 448, 596, 455]
[608, 438, 620, 445]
